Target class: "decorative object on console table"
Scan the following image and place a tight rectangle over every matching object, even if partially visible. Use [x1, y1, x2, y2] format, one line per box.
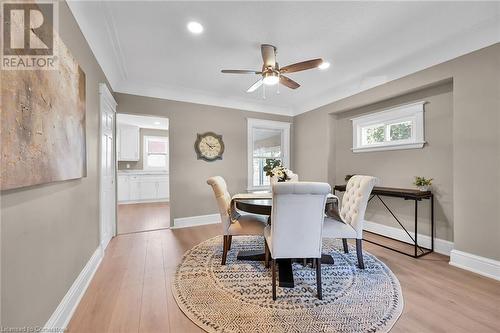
[194, 132, 224, 161]
[413, 176, 433, 191]
[1, 31, 86, 190]
[333, 184, 434, 258]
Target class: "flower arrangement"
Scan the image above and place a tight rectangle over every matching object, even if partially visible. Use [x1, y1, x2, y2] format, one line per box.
[413, 176, 433, 191]
[263, 159, 292, 182]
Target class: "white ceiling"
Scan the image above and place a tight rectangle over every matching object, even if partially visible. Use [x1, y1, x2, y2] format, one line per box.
[68, 1, 500, 116]
[117, 114, 168, 130]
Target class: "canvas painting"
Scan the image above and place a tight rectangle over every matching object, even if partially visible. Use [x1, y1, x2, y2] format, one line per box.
[1, 34, 86, 190]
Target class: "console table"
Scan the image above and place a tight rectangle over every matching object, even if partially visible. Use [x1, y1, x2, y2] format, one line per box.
[333, 185, 434, 258]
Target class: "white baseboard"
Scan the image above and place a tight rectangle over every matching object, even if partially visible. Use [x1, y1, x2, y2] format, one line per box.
[450, 250, 500, 281]
[44, 246, 104, 330]
[363, 220, 454, 256]
[118, 198, 169, 205]
[172, 213, 221, 229]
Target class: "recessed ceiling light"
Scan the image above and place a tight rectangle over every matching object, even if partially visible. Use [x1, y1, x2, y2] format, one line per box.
[187, 21, 203, 34]
[318, 61, 330, 70]
[154, 121, 161, 125]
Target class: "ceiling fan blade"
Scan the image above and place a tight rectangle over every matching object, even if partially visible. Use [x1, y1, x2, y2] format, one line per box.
[280, 58, 323, 74]
[247, 79, 263, 93]
[280, 75, 300, 89]
[261, 44, 276, 68]
[221, 70, 261, 74]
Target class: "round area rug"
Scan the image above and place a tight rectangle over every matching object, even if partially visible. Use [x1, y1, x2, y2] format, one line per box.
[172, 236, 403, 333]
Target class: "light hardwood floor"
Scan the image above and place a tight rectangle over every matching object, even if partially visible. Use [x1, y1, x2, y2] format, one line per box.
[117, 202, 170, 234]
[68, 224, 500, 333]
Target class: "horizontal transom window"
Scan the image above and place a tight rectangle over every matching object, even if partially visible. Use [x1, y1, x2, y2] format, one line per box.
[352, 101, 426, 153]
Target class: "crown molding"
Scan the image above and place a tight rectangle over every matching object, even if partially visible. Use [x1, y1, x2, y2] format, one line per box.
[100, 1, 128, 81]
[292, 17, 500, 116]
[115, 80, 294, 116]
[69, 2, 500, 118]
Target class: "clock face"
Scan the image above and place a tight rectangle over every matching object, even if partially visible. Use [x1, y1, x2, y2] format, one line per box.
[195, 132, 224, 161]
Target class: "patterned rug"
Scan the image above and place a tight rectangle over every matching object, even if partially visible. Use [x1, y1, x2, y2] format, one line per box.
[172, 236, 404, 333]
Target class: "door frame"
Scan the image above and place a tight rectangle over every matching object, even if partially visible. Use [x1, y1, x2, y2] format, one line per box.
[99, 83, 117, 250]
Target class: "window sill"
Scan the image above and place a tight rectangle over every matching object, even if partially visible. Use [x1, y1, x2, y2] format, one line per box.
[352, 141, 425, 153]
[247, 186, 271, 193]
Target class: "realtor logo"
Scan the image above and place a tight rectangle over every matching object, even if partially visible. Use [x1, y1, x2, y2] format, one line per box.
[2, 1, 58, 69]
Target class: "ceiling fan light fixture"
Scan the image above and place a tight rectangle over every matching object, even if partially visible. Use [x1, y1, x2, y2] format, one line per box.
[262, 72, 279, 85]
[187, 21, 204, 34]
[318, 61, 330, 70]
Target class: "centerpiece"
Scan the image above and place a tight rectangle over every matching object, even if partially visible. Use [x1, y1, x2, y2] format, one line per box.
[263, 159, 294, 184]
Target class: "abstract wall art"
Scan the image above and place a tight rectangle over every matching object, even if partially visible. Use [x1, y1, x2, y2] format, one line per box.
[1, 34, 87, 190]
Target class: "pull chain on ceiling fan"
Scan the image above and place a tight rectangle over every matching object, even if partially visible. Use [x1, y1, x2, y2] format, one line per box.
[221, 44, 324, 94]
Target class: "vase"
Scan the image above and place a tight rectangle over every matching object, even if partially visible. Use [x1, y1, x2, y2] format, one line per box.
[418, 185, 430, 192]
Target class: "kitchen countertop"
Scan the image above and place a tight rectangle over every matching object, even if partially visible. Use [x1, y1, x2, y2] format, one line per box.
[118, 170, 168, 175]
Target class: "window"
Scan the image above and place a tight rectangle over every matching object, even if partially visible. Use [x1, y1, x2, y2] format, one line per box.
[143, 136, 168, 170]
[247, 119, 290, 191]
[352, 101, 426, 152]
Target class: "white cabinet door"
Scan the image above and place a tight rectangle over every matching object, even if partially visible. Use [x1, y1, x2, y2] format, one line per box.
[118, 124, 140, 161]
[129, 177, 142, 201]
[139, 177, 158, 200]
[117, 175, 130, 202]
[157, 176, 169, 200]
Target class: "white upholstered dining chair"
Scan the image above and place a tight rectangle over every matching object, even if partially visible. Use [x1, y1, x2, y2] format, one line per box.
[207, 176, 267, 265]
[323, 175, 377, 269]
[264, 182, 331, 300]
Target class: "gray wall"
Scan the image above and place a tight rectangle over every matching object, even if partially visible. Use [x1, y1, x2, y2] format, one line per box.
[294, 43, 500, 261]
[115, 93, 293, 222]
[1, 2, 111, 327]
[117, 128, 169, 170]
[333, 82, 453, 241]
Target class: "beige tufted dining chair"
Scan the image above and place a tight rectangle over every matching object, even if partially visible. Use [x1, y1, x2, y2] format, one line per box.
[323, 175, 377, 269]
[207, 176, 267, 265]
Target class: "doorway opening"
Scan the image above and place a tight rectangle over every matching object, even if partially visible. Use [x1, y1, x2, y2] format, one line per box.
[116, 113, 170, 234]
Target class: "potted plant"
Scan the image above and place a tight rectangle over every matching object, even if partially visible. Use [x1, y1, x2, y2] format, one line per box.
[413, 176, 433, 191]
[263, 159, 292, 184]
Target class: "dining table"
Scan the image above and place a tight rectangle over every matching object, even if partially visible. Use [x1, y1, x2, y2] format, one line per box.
[232, 193, 338, 288]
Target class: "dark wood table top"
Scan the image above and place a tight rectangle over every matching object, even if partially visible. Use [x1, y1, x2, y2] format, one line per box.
[333, 185, 432, 200]
[234, 197, 338, 216]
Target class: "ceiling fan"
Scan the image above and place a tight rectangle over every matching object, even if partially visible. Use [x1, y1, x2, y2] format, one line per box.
[221, 44, 324, 93]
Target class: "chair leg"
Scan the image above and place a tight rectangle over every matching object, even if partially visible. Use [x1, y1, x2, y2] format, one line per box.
[356, 239, 365, 269]
[272, 259, 277, 301]
[264, 240, 270, 268]
[316, 258, 322, 300]
[221, 235, 228, 266]
[227, 235, 232, 251]
[342, 238, 349, 253]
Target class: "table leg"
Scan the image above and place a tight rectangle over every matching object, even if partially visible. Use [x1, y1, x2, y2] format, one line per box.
[236, 251, 334, 288]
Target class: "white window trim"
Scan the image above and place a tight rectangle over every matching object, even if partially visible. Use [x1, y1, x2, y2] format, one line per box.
[143, 135, 168, 171]
[247, 118, 290, 192]
[351, 101, 426, 153]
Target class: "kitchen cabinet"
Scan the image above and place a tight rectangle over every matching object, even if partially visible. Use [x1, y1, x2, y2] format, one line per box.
[117, 175, 130, 201]
[117, 124, 140, 161]
[117, 172, 169, 203]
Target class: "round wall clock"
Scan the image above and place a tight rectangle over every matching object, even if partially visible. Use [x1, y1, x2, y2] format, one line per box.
[194, 132, 225, 161]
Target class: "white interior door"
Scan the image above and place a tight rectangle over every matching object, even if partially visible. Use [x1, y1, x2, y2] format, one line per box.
[99, 83, 117, 250]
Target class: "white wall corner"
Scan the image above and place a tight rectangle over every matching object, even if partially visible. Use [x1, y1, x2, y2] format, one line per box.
[449, 250, 500, 281]
[363, 220, 454, 256]
[44, 246, 104, 330]
[172, 214, 221, 229]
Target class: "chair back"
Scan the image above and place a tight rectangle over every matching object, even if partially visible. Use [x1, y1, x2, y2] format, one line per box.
[270, 182, 331, 259]
[207, 176, 232, 233]
[339, 175, 377, 237]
